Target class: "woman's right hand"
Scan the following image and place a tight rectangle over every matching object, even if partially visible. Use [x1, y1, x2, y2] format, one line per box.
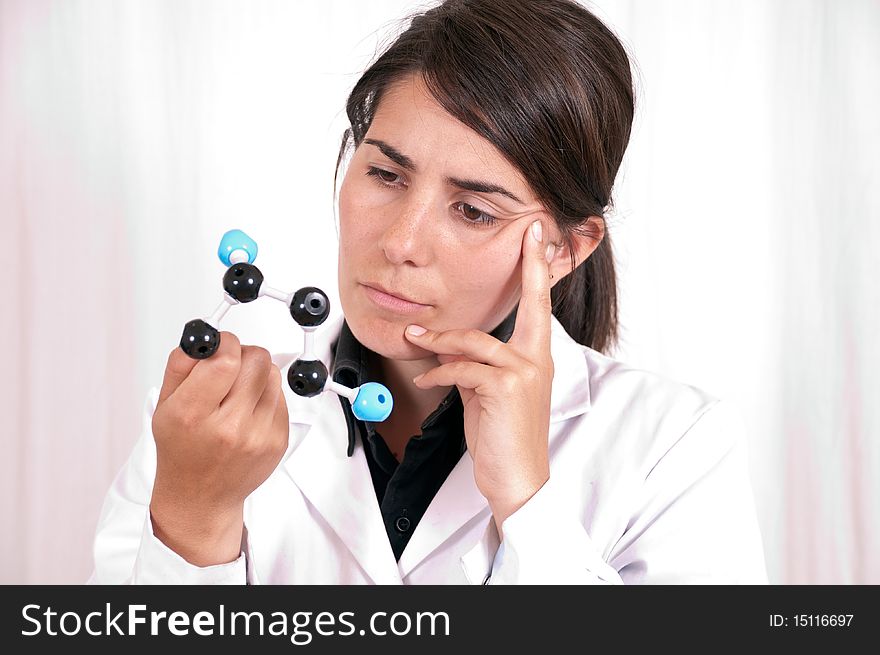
[149, 331, 290, 567]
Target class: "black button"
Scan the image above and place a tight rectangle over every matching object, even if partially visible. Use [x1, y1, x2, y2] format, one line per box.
[395, 516, 411, 533]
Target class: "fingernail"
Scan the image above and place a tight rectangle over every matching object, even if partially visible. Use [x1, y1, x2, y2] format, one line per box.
[406, 324, 427, 336]
[545, 243, 556, 263]
[531, 220, 543, 243]
[412, 373, 424, 384]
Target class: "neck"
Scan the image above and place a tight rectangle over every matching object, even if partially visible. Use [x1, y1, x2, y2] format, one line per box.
[367, 349, 453, 431]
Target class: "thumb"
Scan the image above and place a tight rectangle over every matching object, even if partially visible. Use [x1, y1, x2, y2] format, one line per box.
[158, 346, 200, 405]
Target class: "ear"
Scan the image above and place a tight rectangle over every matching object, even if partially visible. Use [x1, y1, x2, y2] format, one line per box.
[548, 216, 605, 283]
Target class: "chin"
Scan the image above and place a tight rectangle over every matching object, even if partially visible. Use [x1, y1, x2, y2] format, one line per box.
[349, 315, 430, 361]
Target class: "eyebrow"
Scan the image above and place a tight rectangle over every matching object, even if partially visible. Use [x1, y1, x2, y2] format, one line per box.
[364, 138, 416, 171]
[363, 138, 525, 205]
[447, 176, 524, 205]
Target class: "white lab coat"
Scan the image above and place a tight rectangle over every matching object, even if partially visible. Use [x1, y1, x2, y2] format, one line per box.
[88, 312, 768, 585]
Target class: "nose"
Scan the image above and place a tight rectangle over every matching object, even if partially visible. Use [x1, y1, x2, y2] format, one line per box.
[377, 192, 434, 267]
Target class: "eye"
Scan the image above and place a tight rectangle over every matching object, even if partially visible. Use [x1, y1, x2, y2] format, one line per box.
[453, 202, 498, 228]
[365, 166, 405, 188]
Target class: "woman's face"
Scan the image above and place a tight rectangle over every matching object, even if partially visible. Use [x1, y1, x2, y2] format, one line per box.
[338, 74, 554, 361]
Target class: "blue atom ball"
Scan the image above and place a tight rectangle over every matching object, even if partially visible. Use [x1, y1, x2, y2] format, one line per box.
[352, 382, 393, 422]
[217, 229, 258, 266]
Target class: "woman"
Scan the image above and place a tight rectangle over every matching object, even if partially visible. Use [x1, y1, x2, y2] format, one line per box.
[89, 0, 767, 584]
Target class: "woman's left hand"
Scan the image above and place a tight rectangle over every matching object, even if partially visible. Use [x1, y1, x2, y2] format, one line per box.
[404, 219, 556, 534]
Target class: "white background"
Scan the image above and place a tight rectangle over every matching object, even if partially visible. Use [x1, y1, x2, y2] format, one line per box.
[1, 0, 877, 584]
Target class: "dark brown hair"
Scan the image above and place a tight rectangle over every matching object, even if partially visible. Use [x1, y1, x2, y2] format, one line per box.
[336, 0, 636, 354]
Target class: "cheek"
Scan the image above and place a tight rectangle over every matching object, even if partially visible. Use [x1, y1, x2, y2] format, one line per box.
[338, 177, 378, 253]
[439, 237, 523, 316]
[338, 175, 357, 234]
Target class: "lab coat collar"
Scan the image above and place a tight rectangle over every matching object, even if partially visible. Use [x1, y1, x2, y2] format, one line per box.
[273, 311, 591, 583]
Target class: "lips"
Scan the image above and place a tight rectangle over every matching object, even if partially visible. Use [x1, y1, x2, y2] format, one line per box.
[363, 282, 427, 306]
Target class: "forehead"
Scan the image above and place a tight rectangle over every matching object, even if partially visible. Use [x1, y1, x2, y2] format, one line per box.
[367, 74, 534, 199]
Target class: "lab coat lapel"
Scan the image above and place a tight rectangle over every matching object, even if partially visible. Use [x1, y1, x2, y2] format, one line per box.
[547, 314, 592, 422]
[276, 313, 403, 585]
[397, 449, 490, 578]
[284, 390, 403, 585]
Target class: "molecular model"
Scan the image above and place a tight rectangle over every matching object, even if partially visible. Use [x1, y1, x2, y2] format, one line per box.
[179, 229, 393, 423]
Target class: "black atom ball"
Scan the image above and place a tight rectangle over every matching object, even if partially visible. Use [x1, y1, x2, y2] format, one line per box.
[180, 319, 220, 359]
[289, 286, 330, 327]
[223, 263, 264, 303]
[287, 358, 328, 397]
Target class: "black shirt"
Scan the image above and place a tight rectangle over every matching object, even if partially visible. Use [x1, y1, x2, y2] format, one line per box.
[331, 306, 518, 561]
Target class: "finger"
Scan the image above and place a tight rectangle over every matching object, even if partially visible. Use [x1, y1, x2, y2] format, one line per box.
[218, 345, 272, 415]
[273, 379, 289, 427]
[413, 360, 502, 395]
[271, 386, 290, 455]
[158, 346, 200, 405]
[437, 353, 467, 365]
[170, 331, 242, 416]
[511, 219, 553, 353]
[252, 363, 282, 422]
[404, 325, 523, 369]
